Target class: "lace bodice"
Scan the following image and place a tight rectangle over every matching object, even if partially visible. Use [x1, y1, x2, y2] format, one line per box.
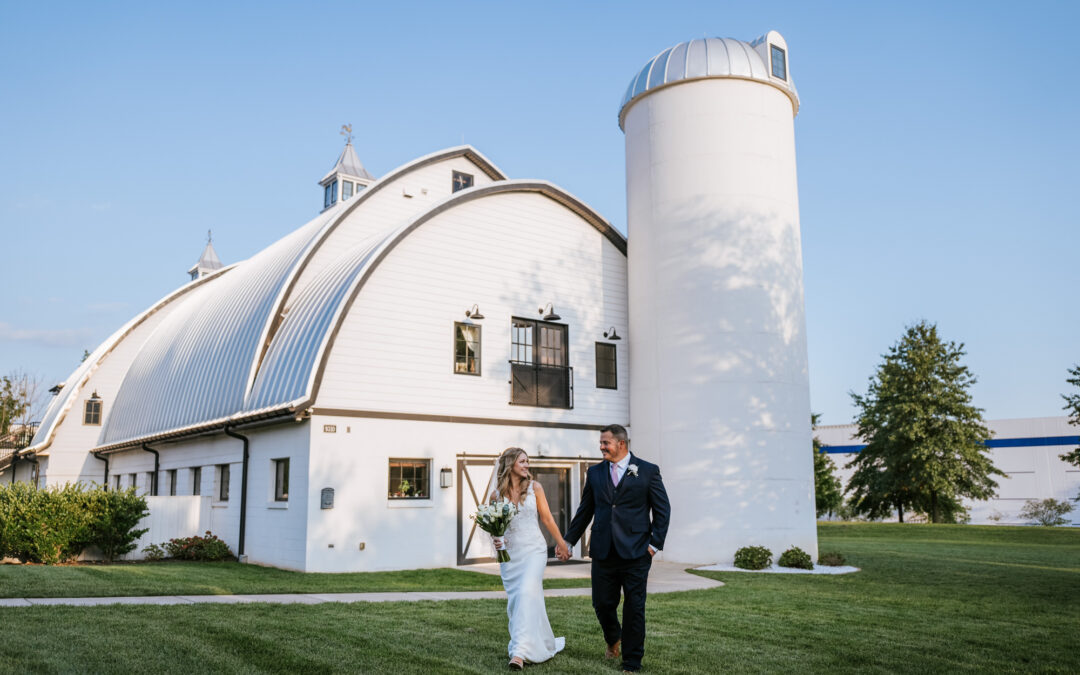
[501, 483, 546, 554]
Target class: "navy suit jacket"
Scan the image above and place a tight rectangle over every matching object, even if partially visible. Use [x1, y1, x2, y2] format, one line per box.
[564, 453, 670, 560]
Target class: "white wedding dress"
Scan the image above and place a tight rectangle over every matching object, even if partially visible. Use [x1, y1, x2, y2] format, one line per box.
[498, 482, 566, 663]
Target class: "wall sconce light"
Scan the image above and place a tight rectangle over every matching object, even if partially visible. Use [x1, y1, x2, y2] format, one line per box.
[538, 302, 561, 321]
[464, 304, 484, 320]
[603, 327, 621, 340]
[440, 467, 453, 488]
[89, 390, 101, 401]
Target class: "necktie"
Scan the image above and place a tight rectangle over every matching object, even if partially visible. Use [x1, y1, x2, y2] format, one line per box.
[610, 462, 620, 486]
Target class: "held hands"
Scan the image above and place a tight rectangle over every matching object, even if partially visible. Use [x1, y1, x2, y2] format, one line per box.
[492, 536, 507, 551]
[555, 541, 571, 561]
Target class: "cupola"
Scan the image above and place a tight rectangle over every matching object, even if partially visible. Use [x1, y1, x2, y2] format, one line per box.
[188, 230, 224, 281]
[320, 124, 375, 211]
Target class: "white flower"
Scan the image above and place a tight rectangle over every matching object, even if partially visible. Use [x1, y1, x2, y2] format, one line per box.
[627, 464, 639, 477]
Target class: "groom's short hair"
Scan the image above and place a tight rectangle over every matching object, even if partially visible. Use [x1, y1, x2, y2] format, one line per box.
[601, 424, 628, 444]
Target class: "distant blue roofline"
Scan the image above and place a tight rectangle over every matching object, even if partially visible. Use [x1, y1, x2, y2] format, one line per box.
[821, 435, 1080, 454]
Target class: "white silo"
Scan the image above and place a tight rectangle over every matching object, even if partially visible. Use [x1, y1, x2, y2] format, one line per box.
[621, 32, 817, 563]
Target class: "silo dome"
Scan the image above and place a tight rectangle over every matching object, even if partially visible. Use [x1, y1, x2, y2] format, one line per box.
[619, 32, 799, 129]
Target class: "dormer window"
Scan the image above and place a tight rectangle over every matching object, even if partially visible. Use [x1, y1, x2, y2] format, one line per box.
[83, 394, 102, 425]
[452, 171, 473, 193]
[770, 45, 787, 80]
[342, 181, 354, 200]
[324, 184, 333, 208]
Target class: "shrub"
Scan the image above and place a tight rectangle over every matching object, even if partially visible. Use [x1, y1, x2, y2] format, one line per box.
[733, 545, 772, 570]
[164, 531, 233, 561]
[84, 488, 149, 561]
[142, 543, 166, 562]
[1019, 498, 1074, 527]
[778, 546, 813, 570]
[818, 551, 846, 567]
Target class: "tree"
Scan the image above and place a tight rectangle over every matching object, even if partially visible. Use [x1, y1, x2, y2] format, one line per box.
[0, 372, 45, 449]
[1018, 498, 1074, 527]
[0, 376, 26, 438]
[1060, 365, 1080, 500]
[812, 414, 843, 518]
[846, 321, 1002, 523]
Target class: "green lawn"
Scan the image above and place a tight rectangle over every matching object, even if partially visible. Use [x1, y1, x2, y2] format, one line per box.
[0, 562, 589, 598]
[0, 523, 1077, 674]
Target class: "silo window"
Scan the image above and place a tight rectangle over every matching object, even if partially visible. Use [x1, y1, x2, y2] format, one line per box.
[770, 45, 787, 80]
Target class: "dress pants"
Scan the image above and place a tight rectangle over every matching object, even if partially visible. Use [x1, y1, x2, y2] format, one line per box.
[591, 549, 652, 672]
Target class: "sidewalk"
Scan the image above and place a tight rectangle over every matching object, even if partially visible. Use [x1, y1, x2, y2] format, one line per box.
[0, 562, 721, 608]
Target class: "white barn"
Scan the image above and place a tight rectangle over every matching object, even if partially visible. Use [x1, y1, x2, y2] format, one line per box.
[4, 31, 821, 571]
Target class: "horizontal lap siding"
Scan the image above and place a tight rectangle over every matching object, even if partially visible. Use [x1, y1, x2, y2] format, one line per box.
[318, 191, 628, 423]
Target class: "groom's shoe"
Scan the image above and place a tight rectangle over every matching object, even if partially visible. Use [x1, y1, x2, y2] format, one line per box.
[605, 640, 620, 659]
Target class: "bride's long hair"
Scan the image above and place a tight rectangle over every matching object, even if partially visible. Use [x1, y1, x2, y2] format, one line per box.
[494, 447, 531, 502]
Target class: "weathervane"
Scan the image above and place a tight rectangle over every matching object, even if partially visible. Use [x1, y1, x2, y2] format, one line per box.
[340, 124, 353, 144]
[206, 229, 213, 245]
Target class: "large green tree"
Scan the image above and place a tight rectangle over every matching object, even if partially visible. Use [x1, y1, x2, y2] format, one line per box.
[1060, 364, 1080, 499]
[0, 376, 27, 438]
[846, 321, 1001, 523]
[812, 414, 843, 517]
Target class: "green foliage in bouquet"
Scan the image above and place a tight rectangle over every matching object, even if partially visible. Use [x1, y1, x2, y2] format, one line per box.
[778, 546, 814, 570]
[733, 545, 772, 570]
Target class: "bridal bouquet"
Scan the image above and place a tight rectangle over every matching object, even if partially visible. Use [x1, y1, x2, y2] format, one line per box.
[471, 498, 519, 562]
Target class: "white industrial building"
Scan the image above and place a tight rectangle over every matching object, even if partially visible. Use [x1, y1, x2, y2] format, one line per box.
[3, 32, 819, 571]
[816, 417, 1080, 525]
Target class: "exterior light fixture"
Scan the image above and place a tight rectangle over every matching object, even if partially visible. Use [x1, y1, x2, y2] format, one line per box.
[440, 467, 453, 488]
[603, 327, 621, 340]
[465, 304, 485, 320]
[89, 390, 101, 401]
[538, 303, 561, 321]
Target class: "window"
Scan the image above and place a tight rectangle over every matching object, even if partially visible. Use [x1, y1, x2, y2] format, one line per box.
[771, 45, 787, 80]
[274, 458, 289, 501]
[324, 183, 333, 208]
[388, 459, 430, 499]
[83, 398, 102, 425]
[128, 473, 136, 489]
[342, 181, 353, 200]
[217, 464, 230, 502]
[510, 318, 571, 408]
[454, 322, 481, 375]
[147, 471, 157, 496]
[167, 469, 177, 496]
[452, 170, 473, 192]
[595, 342, 617, 389]
[113, 474, 121, 490]
[191, 467, 202, 496]
[331, 181, 338, 204]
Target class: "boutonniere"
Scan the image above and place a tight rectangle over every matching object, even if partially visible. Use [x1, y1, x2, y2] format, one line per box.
[627, 464, 639, 477]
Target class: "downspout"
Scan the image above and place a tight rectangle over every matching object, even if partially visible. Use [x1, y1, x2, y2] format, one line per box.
[92, 451, 109, 488]
[24, 453, 39, 487]
[222, 426, 249, 559]
[9, 453, 16, 484]
[141, 443, 159, 496]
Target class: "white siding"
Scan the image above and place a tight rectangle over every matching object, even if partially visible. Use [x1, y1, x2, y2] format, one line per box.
[317, 190, 629, 424]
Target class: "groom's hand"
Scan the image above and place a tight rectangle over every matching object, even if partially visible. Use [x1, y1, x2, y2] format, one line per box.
[555, 542, 570, 561]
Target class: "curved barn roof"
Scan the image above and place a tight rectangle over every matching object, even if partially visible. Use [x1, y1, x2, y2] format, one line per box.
[88, 151, 623, 453]
[618, 33, 799, 128]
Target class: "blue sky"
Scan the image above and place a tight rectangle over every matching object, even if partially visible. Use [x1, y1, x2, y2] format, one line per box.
[1, 0, 1077, 426]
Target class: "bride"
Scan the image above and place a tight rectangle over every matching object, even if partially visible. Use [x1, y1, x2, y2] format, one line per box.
[489, 447, 569, 670]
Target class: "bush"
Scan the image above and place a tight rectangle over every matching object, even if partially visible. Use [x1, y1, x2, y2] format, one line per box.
[142, 542, 166, 562]
[164, 531, 233, 561]
[1019, 498, 1074, 527]
[818, 551, 846, 567]
[777, 546, 813, 569]
[733, 545, 772, 570]
[0, 483, 147, 564]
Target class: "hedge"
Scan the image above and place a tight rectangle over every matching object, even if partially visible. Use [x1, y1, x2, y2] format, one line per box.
[0, 482, 149, 564]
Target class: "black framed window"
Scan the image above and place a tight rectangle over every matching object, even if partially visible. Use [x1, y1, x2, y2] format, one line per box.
[510, 318, 571, 408]
[452, 170, 473, 192]
[147, 471, 157, 496]
[113, 474, 121, 490]
[217, 464, 230, 501]
[167, 469, 177, 496]
[274, 458, 289, 501]
[389, 459, 430, 499]
[771, 45, 787, 80]
[128, 473, 136, 489]
[454, 322, 481, 375]
[83, 398, 102, 425]
[595, 342, 617, 389]
[191, 467, 202, 496]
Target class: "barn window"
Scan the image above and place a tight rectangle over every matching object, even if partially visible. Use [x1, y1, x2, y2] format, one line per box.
[83, 397, 102, 425]
[342, 181, 354, 200]
[324, 184, 333, 208]
[771, 45, 787, 80]
[510, 318, 572, 408]
[595, 342, 617, 389]
[216, 464, 230, 501]
[454, 322, 481, 375]
[191, 466, 202, 496]
[389, 459, 430, 499]
[167, 469, 177, 496]
[113, 474, 121, 490]
[274, 458, 290, 501]
[147, 471, 157, 496]
[452, 170, 473, 192]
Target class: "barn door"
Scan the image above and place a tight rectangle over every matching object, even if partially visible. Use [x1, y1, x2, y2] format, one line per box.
[457, 458, 497, 565]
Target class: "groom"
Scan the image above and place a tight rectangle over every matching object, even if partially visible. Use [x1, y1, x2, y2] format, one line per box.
[559, 424, 670, 673]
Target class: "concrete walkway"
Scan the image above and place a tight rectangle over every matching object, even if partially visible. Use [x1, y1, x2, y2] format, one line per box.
[0, 562, 721, 608]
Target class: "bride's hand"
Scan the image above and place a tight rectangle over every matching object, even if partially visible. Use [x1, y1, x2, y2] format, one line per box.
[492, 536, 506, 551]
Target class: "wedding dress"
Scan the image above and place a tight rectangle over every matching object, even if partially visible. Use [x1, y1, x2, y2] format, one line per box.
[499, 482, 566, 663]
